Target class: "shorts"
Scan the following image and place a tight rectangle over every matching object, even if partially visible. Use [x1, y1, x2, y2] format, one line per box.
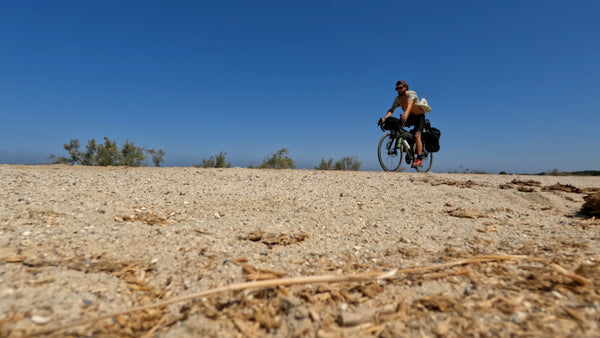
[404, 114, 425, 132]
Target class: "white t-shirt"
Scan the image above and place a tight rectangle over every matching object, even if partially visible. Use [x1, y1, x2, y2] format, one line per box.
[390, 90, 431, 114]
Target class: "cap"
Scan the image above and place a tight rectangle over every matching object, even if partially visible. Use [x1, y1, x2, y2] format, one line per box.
[397, 80, 408, 87]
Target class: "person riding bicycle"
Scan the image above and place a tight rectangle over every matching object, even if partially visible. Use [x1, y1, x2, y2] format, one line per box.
[380, 80, 431, 167]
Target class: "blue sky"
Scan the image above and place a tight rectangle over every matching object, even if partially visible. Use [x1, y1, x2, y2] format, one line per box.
[1, 1, 599, 173]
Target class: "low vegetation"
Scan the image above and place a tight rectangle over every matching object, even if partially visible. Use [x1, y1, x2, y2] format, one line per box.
[49, 138, 165, 167]
[194, 151, 231, 168]
[451, 166, 489, 174]
[501, 170, 600, 176]
[315, 156, 361, 171]
[250, 148, 296, 169]
[53, 141, 596, 175]
[536, 169, 600, 176]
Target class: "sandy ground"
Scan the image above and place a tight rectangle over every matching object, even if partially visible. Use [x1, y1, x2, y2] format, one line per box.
[1, 164, 600, 337]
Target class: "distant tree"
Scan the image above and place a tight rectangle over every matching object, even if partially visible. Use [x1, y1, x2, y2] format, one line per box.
[52, 138, 83, 165]
[334, 156, 361, 171]
[255, 148, 295, 169]
[49, 137, 165, 167]
[82, 139, 98, 166]
[315, 158, 334, 170]
[120, 140, 146, 166]
[536, 170, 600, 176]
[315, 156, 361, 171]
[571, 170, 600, 176]
[147, 149, 166, 167]
[97, 138, 123, 166]
[450, 165, 488, 174]
[195, 151, 231, 168]
[544, 169, 562, 176]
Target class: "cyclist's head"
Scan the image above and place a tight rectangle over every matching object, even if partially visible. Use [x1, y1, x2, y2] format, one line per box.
[396, 80, 408, 90]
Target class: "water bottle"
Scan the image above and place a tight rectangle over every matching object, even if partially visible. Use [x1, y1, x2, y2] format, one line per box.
[396, 137, 403, 149]
[402, 139, 411, 152]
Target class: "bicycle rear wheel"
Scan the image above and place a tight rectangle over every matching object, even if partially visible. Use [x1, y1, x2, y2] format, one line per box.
[378, 133, 403, 172]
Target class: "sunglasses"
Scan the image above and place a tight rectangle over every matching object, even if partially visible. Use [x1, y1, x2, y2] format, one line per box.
[395, 86, 404, 90]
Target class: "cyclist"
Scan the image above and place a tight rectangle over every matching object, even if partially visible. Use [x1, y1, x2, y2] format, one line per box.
[380, 80, 430, 167]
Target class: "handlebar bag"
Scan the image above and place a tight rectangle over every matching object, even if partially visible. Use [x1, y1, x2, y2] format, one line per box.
[382, 117, 401, 131]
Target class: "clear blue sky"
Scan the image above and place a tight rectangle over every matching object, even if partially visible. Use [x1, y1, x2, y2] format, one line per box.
[1, 1, 599, 173]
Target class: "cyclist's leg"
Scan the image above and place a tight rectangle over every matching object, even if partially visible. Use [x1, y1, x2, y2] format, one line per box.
[407, 115, 425, 157]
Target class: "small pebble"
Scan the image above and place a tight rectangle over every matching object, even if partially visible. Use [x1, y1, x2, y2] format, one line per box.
[31, 315, 51, 325]
[511, 311, 527, 324]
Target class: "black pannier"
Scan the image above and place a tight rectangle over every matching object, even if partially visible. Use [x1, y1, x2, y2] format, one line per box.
[423, 127, 441, 152]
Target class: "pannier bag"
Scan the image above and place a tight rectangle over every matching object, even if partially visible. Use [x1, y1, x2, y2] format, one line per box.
[423, 127, 441, 152]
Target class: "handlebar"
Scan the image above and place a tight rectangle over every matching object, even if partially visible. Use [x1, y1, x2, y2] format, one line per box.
[377, 118, 385, 131]
[378, 118, 414, 140]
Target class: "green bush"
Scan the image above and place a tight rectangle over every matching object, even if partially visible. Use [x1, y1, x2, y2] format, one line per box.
[147, 149, 166, 167]
[334, 156, 361, 171]
[195, 151, 231, 168]
[315, 156, 361, 171]
[315, 158, 334, 170]
[49, 137, 165, 167]
[253, 148, 295, 169]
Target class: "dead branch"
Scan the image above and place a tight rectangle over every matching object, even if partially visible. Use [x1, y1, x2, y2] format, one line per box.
[29, 254, 544, 336]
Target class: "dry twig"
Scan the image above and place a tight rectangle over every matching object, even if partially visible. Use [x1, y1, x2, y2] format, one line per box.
[30, 254, 547, 336]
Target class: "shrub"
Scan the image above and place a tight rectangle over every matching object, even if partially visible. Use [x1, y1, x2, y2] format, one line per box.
[315, 158, 334, 170]
[147, 149, 166, 167]
[195, 151, 231, 168]
[334, 156, 361, 171]
[120, 140, 146, 167]
[49, 137, 165, 167]
[315, 156, 361, 171]
[254, 148, 295, 169]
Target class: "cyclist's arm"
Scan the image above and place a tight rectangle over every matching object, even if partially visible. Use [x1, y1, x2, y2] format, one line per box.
[383, 97, 401, 122]
[383, 108, 394, 121]
[401, 100, 414, 123]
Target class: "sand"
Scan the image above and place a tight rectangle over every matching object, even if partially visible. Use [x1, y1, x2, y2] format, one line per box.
[1, 165, 600, 337]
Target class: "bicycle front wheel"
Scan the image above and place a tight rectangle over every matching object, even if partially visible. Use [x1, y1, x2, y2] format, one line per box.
[378, 133, 403, 172]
